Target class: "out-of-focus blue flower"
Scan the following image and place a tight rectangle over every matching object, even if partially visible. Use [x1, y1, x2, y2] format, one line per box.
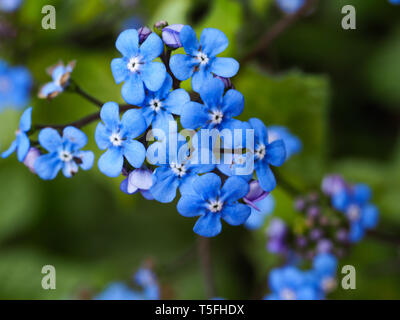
[1, 107, 32, 162]
[265, 265, 322, 300]
[120, 167, 155, 200]
[111, 29, 166, 105]
[0, 60, 31, 111]
[162, 24, 184, 49]
[313, 253, 338, 293]
[140, 74, 190, 129]
[96, 267, 160, 300]
[332, 183, 379, 242]
[34, 127, 94, 180]
[0, 0, 23, 12]
[38, 61, 75, 99]
[321, 174, 348, 197]
[389, 0, 400, 5]
[266, 218, 288, 254]
[249, 118, 286, 192]
[95, 102, 147, 177]
[170, 26, 239, 92]
[276, 0, 305, 14]
[177, 173, 251, 237]
[181, 78, 244, 131]
[268, 126, 302, 160]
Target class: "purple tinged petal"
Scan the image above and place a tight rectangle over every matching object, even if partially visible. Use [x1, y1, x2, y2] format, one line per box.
[169, 54, 197, 81]
[98, 147, 124, 177]
[138, 26, 152, 44]
[111, 58, 129, 84]
[244, 180, 269, 203]
[120, 177, 138, 195]
[139, 32, 164, 62]
[38, 128, 62, 153]
[210, 57, 239, 78]
[200, 28, 229, 57]
[23, 147, 40, 173]
[162, 24, 184, 49]
[141, 61, 166, 92]
[122, 73, 145, 105]
[116, 29, 139, 57]
[193, 212, 222, 237]
[180, 25, 200, 55]
[128, 168, 153, 190]
[123, 140, 146, 168]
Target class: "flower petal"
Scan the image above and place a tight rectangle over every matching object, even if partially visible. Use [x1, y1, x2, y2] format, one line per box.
[16, 133, 30, 162]
[221, 89, 244, 118]
[163, 88, 190, 115]
[1, 139, 17, 159]
[361, 205, 379, 229]
[177, 195, 205, 217]
[199, 78, 224, 108]
[19, 107, 32, 132]
[249, 118, 268, 145]
[155, 74, 173, 100]
[116, 29, 139, 57]
[210, 57, 239, 78]
[122, 73, 145, 105]
[200, 28, 229, 57]
[139, 32, 164, 62]
[63, 126, 87, 149]
[180, 101, 209, 129]
[128, 168, 154, 190]
[98, 147, 124, 177]
[38, 128, 62, 153]
[221, 203, 251, 226]
[141, 61, 166, 92]
[34, 153, 62, 180]
[191, 67, 213, 93]
[180, 25, 199, 55]
[193, 173, 221, 201]
[169, 54, 196, 81]
[123, 140, 146, 168]
[221, 175, 250, 203]
[100, 102, 120, 131]
[120, 109, 147, 138]
[267, 139, 286, 167]
[193, 212, 222, 237]
[77, 151, 95, 170]
[111, 58, 129, 84]
[38, 82, 62, 98]
[256, 162, 277, 192]
[150, 172, 180, 203]
[95, 122, 112, 150]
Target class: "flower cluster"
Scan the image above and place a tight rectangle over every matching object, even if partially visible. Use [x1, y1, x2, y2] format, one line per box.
[95, 267, 159, 300]
[0, 60, 31, 112]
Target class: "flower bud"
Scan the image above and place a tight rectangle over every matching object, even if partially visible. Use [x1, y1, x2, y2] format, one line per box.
[214, 75, 233, 89]
[162, 24, 184, 49]
[23, 147, 40, 173]
[138, 26, 152, 44]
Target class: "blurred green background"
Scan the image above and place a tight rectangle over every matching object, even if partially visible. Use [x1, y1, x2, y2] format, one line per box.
[0, 0, 399, 299]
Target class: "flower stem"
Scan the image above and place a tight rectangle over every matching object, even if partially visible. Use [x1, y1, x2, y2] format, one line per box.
[197, 236, 216, 299]
[68, 80, 104, 108]
[161, 48, 181, 90]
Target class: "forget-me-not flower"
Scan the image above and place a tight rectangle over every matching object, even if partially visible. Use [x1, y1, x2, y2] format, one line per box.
[95, 102, 147, 177]
[34, 126, 94, 180]
[170, 26, 239, 92]
[313, 253, 338, 294]
[38, 61, 75, 99]
[0, 0, 23, 12]
[276, 0, 305, 14]
[140, 74, 190, 129]
[249, 118, 286, 192]
[111, 29, 166, 105]
[1, 107, 32, 162]
[177, 173, 251, 237]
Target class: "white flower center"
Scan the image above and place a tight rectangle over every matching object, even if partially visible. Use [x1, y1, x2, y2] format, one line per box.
[255, 144, 266, 160]
[207, 199, 223, 213]
[196, 52, 209, 65]
[347, 204, 360, 221]
[280, 288, 296, 300]
[210, 110, 223, 124]
[150, 98, 162, 112]
[170, 163, 187, 177]
[127, 57, 142, 73]
[322, 277, 337, 293]
[110, 132, 123, 147]
[59, 150, 73, 162]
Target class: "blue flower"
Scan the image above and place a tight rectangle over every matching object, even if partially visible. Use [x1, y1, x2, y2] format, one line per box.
[177, 173, 251, 237]
[95, 267, 159, 300]
[34, 127, 94, 180]
[120, 167, 155, 200]
[276, 0, 305, 14]
[268, 126, 302, 160]
[181, 78, 244, 131]
[248, 118, 286, 192]
[1, 107, 32, 162]
[0, 0, 23, 12]
[95, 102, 147, 177]
[0, 60, 31, 111]
[140, 74, 190, 129]
[170, 26, 239, 92]
[332, 183, 379, 242]
[38, 61, 75, 99]
[111, 29, 166, 105]
[244, 183, 275, 230]
[312, 253, 338, 293]
[265, 265, 322, 300]
[389, 0, 400, 5]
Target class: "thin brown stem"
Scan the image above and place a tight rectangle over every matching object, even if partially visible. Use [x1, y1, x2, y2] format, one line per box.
[68, 80, 104, 108]
[161, 48, 181, 89]
[197, 236, 216, 299]
[241, 0, 317, 65]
